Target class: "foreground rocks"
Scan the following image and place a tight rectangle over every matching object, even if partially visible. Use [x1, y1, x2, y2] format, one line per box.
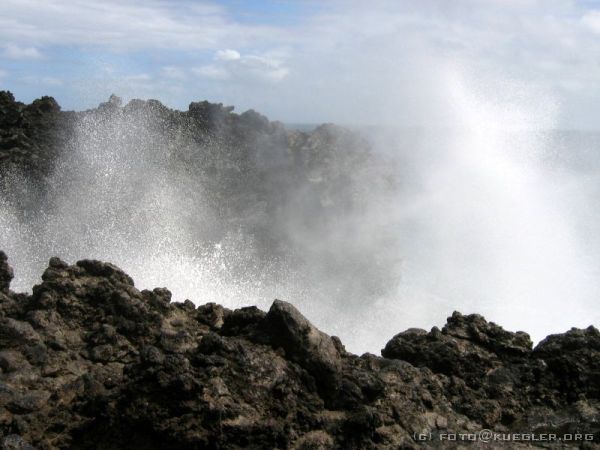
[0, 252, 597, 449]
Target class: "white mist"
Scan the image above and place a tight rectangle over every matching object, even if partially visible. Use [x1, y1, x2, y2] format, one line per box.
[1, 70, 598, 354]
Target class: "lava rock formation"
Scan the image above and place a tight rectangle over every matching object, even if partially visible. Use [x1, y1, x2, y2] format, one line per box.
[0, 252, 598, 449]
[1, 92, 599, 449]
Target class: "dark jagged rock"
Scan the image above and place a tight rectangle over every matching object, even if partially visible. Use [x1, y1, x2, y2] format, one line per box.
[0, 92, 598, 447]
[0, 252, 13, 294]
[382, 312, 533, 391]
[533, 326, 600, 402]
[264, 300, 342, 398]
[0, 92, 67, 177]
[0, 253, 597, 449]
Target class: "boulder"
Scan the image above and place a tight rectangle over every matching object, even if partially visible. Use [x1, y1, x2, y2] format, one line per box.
[264, 300, 342, 394]
[382, 312, 532, 389]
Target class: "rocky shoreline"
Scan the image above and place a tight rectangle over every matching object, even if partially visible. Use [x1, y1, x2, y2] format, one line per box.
[1, 92, 599, 448]
[0, 251, 598, 449]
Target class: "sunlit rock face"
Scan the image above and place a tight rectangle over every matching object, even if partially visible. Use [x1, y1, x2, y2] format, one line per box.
[0, 253, 598, 449]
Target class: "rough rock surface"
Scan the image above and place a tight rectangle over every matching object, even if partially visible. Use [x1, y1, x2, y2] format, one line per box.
[0, 91, 69, 177]
[0, 253, 597, 449]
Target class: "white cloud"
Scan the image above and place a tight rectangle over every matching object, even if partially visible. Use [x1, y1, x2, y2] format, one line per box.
[0, 69, 7, 79]
[2, 0, 600, 127]
[239, 0, 600, 126]
[0, 0, 284, 51]
[3, 43, 42, 60]
[193, 50, 289, 83]
[162, 66, 187, 80]
[215, 49, 241, 61]
[582, 10, 600, 34]
[192, 64, 230, 80]
[194, 51, 289, 84]
[239, 54, 289, 82]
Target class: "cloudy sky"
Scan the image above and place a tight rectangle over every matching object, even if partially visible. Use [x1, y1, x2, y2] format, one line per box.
[2, 0, 600, 127]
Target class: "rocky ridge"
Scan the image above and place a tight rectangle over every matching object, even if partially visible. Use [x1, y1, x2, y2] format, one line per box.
[0, 91, 395, 300]
[0, 251, 598, 449]
[0, 90, 374, 209]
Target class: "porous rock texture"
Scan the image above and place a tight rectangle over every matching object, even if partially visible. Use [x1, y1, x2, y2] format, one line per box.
[0, 252, 598, 449]
[0, 91, 74, 181]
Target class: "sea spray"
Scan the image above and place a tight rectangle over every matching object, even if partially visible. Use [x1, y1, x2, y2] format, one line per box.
[0, 85, 598, 354]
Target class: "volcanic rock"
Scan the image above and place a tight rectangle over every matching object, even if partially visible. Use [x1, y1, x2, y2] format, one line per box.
[0, 92, 598, 448]
[264, 300, 342, 397]
[0, 252, 13, 294]
[0, 252, 596, 449]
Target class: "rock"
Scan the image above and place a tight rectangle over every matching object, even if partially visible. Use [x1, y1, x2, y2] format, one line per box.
[220, 305, 265, 337]
[0, 251, 13, 293]
[140, 345, 164, 365]
[196, 302, 229, 329]
[0, 254, 597, 448]
[2, 89, 597, 447]
[23, 344, 47, 366]
[75, 259, 134, 286]
[7, 390, 50, 413]
[264, 300, 342, 395]
[0, 350, 30, 372]
[99, 94, 122, 110]
[27, 96, 60, 115]
[159, 328, 195, 353]
[293, 430, 334, 450]
[0, 319, 41, 346]
[382, 313, 532, 389]
[0, 435, 36, 450]
[443, 311, 533, 357]
[89, 344, 114, 363]
[0, 91, 65, 178]
[533, 325, 600, 401]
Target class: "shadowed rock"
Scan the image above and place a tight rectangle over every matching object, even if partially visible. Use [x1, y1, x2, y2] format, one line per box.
[382, 311, 533, 390]
[265, 299, 342, 396]
[0, 251, 13, 293]
[0, 252, 596, 448]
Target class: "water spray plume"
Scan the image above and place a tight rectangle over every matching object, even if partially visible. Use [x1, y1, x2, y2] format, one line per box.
[0, 72, 598, 353]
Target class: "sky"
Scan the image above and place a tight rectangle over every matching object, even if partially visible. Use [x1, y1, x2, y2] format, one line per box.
[2, 0, 600, 127]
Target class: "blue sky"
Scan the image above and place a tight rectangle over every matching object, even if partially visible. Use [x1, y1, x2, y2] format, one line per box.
[2, 0, 600, 128]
